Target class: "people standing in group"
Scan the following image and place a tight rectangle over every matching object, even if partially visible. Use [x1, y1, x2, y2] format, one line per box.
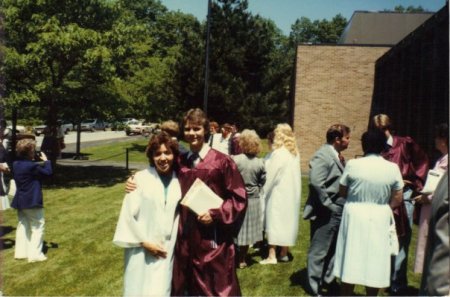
[209, 123, 233, 155]
[231, 129, 266, 269]
[413, 123, 448, 274]
[419, 170, 449, 296]
[372, 114, 429, 295]
[11, 139, 52, 263]
[260, 123, 301, 265]
[333, 129, 404, 296]
[303, 124, 350, 296]
[171, 108, 247, 296]
[113, 132, 182, 296]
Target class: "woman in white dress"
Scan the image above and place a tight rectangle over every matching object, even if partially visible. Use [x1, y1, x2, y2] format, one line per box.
[260, 123, 301, 264]
[113, 132, 182, 296]
[333, 129, 404, 296]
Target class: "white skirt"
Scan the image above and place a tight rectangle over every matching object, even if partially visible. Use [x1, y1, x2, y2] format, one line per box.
[0, 195, 10, 210]
[333, 202, 392, 288]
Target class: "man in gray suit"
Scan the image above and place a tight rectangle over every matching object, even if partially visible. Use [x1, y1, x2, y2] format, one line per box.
[420, 170, 449, 296]
[303, 124, 350, 296]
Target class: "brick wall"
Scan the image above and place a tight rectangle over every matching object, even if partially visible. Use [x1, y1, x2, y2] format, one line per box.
[293, 45, 390, 171]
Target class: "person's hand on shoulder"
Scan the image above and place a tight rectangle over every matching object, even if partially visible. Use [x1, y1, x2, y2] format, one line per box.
[125, 175, 137, 193]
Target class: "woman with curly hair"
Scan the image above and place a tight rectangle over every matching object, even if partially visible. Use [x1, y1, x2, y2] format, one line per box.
[12, 139, 52, 262]
[260, 123, 301, 264]
[232, 129, 266, 268]
[113, 132, 181, 296]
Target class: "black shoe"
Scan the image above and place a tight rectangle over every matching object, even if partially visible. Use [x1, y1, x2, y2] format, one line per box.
[389, 287, 407, 296]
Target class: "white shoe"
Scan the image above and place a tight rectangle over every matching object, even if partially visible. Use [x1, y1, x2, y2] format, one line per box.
[259, 257, 277, 265]
[28, 255, 47, 263]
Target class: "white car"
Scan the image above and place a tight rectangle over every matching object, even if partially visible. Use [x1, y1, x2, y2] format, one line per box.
[125, 120, 146, 135]
[125, 121, 159, 136]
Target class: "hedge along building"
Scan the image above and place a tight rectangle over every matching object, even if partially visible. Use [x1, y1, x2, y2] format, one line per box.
[292, 7, 446, 171]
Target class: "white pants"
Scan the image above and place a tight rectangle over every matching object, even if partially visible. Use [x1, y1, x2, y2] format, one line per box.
[14, 208, 46, 261]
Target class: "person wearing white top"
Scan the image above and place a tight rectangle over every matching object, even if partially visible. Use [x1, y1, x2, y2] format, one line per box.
[260, 123, 301, 264]
[334, 130, 404, 296]
[113, 132, 181, 296]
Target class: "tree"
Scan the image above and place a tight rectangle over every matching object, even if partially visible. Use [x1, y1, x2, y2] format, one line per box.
[199, 0, 291, 133]
[2, 0, 120, 125]
[289, 14, 347, 45]
[113, 1, 204, 122]
[1, 0, 125, 162]
[390, 5, 427, 13]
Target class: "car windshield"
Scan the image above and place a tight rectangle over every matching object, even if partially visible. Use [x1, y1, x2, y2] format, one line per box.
[82, 119, 95, 124]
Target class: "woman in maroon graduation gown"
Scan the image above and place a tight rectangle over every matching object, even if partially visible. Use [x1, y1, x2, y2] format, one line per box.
[171, 108, 247, 296]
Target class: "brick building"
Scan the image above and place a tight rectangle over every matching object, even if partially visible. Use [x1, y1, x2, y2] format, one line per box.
[293, 45, 390, 170]
[292, 7, 447, 171]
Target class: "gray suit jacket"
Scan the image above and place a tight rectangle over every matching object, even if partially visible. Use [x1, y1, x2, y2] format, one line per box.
[420, 170, 449, 296]
[303, 144, 345, 220]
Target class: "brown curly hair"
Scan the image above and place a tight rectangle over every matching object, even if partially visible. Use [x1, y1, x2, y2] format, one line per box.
[145, 132, 179, 170]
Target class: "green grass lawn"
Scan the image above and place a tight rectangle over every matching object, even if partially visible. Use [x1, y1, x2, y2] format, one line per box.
[0, 139, 422, 296]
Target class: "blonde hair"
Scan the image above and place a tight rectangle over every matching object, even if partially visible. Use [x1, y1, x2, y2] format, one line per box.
[272, 123, 299, 156]
[372, 114, 392, 131]
[238, 129, 262, 156]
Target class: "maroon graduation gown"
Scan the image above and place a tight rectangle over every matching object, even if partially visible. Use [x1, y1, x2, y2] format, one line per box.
[171, 149, 247, 296]
[382, 135, 429, 236]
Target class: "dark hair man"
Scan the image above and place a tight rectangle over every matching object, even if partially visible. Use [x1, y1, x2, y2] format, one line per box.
[303, 124, 350, 296]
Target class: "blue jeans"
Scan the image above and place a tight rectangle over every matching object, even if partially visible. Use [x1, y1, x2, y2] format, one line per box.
[391, 188, 414, 291]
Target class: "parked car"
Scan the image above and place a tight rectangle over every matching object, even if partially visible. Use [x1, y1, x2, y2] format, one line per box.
[80, 119, 106, 132]
[33, 120, 73, 136]
[125, 121, 160, 136]
[121, 118, 138, 125]
[125, 120, 144, 135]
[33, 125, 46, 136]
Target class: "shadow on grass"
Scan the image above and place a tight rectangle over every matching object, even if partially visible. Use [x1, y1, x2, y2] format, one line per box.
[43, 241, 59, 254]
[43, 164, 130, 189]
[0, 225, 15, 237]
[0, 238, 15, 250]
[129, 143, 147, 152]
[290, 268, 312, 294]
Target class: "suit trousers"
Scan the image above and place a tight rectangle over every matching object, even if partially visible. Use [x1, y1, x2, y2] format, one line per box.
[14, 208, 46, 261]
[306, 211, 341, 295]
[391, 189, 413, 292]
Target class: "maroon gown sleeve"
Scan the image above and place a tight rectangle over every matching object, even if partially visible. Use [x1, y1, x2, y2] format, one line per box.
[384, 136, 429, 191]
[208, 155, 247, 236]
[406, 137, 429, 191]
